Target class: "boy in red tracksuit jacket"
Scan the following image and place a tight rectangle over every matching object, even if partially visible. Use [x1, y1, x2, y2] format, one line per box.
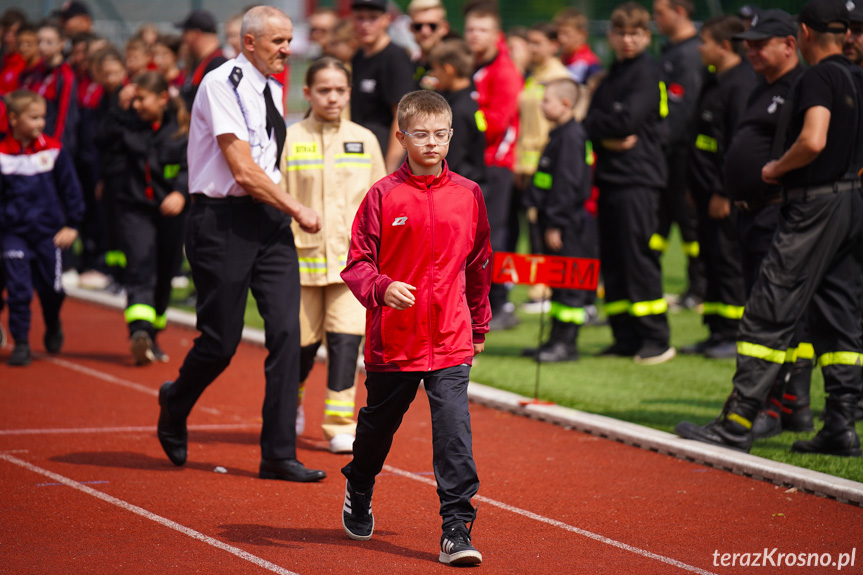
[339, 90, 492, 567]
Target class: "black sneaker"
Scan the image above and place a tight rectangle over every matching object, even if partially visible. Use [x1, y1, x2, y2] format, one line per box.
[439, 523, 482, 565]
[130, 331, 155, 365]
[342, 480, 374, 540]
[44, 321, 64, 354]
[633, 343, 676, 365]
[8, 342, 31, 366]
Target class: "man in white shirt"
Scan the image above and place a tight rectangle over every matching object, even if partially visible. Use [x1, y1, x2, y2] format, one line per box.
[157, 6, 326, 483]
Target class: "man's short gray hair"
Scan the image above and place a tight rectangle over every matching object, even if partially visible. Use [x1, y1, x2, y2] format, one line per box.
[240, 5, 289, 39]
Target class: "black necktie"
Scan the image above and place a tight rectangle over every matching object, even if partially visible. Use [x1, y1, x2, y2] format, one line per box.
[263, 83, 286, 169]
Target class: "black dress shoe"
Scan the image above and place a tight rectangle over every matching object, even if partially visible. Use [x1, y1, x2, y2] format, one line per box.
[259, 458, 326, 482]
[157, 381, 187, 466]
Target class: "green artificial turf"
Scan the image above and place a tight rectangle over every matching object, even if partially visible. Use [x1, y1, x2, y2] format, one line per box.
[172, 227, 863, 484]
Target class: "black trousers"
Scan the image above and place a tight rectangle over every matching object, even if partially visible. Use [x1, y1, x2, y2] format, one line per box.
[163, 198, 302, 460]
[117, 202, 188, 336]
[545, 214, 592, 318]
[484, 166, 513, 312]
[342, 364, 479, 529]
[657, 146, 705, 296]
[693, 191, 746, 340]
[598, 186, 670, 347]
[733, 189, 863, 403]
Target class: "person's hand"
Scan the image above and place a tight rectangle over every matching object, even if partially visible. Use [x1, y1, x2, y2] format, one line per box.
[160, 191, 186, 216]
[708, 194, 730, 220]
[295, 205, 321, 233]
[473, 341, 485, 355]
[762, 160, 781, 185]
[54, 226, 78, 249]
[601, 135, 638, 152]
[544, 228, 563, 252]
[118, 83, 136, 110]
[384, 281, 416, 310]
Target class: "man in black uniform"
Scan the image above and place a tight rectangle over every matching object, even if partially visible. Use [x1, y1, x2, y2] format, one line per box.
[676, 0, 863, 457]
[684, 15, 755, 359]
[727, 11, 816, 439]
[652, 0, 705, 309]
[350, 0, 416, 173]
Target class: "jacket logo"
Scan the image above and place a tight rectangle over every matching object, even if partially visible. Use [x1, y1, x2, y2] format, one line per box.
[360, 79, 376, 93]
[767, 95, 784, 114]
[344, 142, 364, 154]
[392, 216, 408, 226]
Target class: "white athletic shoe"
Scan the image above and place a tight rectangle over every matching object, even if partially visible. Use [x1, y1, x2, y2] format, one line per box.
[329, 433, 355, 454]
[295, 405, 305, 435]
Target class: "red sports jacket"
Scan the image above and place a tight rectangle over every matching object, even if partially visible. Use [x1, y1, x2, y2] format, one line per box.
[341, 160, 493, 373]
[473, 36, 522, 170]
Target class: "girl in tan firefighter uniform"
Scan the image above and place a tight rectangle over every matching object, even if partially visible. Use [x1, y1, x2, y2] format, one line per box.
[283, 57, 385, 454]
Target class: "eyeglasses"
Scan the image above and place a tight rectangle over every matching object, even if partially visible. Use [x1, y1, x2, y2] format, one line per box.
[411, 21, 439, 33]
[310, 27, 329, 34]
[400, 129, 452, 145]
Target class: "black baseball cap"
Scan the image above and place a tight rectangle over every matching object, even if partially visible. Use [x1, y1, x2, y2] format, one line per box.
[798, 0, 850, 33]
[55, 0, 91, 20]
[734, 9, 797, 40]
[175, 10, 218, 34]
[849, 0, 863, 23]
[352, 0, 388, 12]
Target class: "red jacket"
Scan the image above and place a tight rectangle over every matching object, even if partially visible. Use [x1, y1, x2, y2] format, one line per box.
[342, 160, 493, 373]
[473, 38, 522, 170]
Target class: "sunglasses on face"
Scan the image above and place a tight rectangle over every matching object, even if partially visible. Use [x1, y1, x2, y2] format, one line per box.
[411, 21, 439, 33]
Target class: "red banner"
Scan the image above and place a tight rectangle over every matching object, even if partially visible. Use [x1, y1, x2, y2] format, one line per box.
[491, 252, 600, 290]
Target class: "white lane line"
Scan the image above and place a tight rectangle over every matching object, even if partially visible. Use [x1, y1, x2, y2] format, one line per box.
[43, 357, 220, 415]
[0, 453, 299, 575]
[0, 423, 259, 436]
[382, 465, 718, 575]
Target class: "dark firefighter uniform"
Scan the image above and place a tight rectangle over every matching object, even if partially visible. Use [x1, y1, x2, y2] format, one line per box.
[687, 62, 755, 347]
[677, 49, 863, 457]
[524, 117, 593, 362]
[724, 62, 816, 438]
[585, 50, 672, 361]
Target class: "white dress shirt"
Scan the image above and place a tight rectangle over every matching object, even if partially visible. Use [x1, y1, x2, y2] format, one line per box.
[187, 53, 284, 198]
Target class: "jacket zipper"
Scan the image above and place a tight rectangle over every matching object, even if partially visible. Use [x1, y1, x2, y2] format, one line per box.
[427, 181, 434, 371]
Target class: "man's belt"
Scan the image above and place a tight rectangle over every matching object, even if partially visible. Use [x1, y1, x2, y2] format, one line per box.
[733, 193, 782, 213]
[190, 194, 256, 205]
[782, 180, 861, 203]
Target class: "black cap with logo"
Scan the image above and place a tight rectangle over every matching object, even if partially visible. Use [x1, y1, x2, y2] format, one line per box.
[734, 9, 797, 40]
[352, 0, 388, 11]
[55, 1, 91, 21]
[848, 0, 863, 23]
[798, 0, 850, 33]
[175, 10, 218, 34]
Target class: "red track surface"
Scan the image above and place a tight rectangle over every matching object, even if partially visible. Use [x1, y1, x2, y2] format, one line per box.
[2, 298, 862, 574]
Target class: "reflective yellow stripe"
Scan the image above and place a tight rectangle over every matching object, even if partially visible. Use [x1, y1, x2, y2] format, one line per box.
[154, 314, 167, 330]
[737, 341, 794, 364]
[550, 302, 586, 325]
[475, 110, 487, 132]
[299, 256, 327, 274]
[521, 150, 541, 169]
[105, 250, 127, 268]
[285, 156, 324, 171]
[585, 140, 594, 166]
[324, 399, 355, 416]
[695, 134, 718, 153]
[125, 304, 156, 324]
[819, 352, 863, 367]
[533, 171, 552, 190]
[334, 153, 372, 168]
[605, 300, 631, 316]
[702, 302, 744, 319]
[629, 298, 668, 317]
[649, 233, 669, 252]
[727, 412, 752, 430]
[659, 81, 669, 118]
[681, 240, 700, 258]
[796, 342, 815, 360]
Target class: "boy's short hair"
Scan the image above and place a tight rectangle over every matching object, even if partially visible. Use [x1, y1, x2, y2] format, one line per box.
[5, 89, 45, 117]
[427, 39, 474, 78]
[156, 33, 183, 56]
[397, 90, 453, 130]
[544, 78, 579, 107]
[16, 23, 37, 38]
[610, 2, 651, 31]
[463, 0, 501, 28]
[125, 36, 147, 54]
[408, 0, 446, 19]
[554, 8, 588, 32]
[701, 14, 745, 48]
[530, 21, 558, 41]
[668, 0, 695, 19]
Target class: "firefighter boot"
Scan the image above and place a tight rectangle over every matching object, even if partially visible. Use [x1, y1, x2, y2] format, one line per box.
[791, 395, 862, 457]
[752, 373, 787, 440]
[675, 392, 760, 452]
[536, 319, 579, 363]
[324, 333, 362, 451]
[780, 361, 814, 432]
